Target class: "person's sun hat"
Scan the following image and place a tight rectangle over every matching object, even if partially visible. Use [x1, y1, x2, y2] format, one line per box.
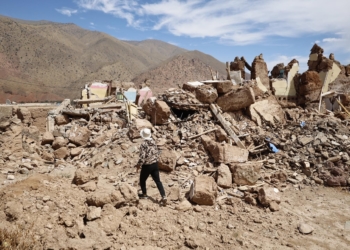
[140, 128, 152, 140]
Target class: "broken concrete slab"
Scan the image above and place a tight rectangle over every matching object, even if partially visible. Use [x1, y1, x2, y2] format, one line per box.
[128, 119, 153, 139]
[158, 149, 177, 172]
[190, 175, 217, 205]
[216, 87, 255, 112]
[249, 96, 285, 127]
[201, 135, 248, 163]
[217, 163, 232, 188]
[230, 162, 262, 186]
[143, 99, 171, 125]
[68, 125, 91, 146]
[195, 85, 218, 104]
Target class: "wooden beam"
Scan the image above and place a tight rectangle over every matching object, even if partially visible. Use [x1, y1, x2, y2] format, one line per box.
[73, 96, 111, 104]
[210, 103, 245, 149]
[188, 128, 217, 140]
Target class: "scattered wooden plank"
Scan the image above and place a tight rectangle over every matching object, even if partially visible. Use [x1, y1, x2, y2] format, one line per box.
[188, 128, 217, 140]
[73, 97, 111, 104]
[210, 104, 245, 149]
[336, 99, 350, 117]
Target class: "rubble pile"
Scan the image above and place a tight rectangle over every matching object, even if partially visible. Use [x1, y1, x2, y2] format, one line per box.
[0, 44, 350, 249]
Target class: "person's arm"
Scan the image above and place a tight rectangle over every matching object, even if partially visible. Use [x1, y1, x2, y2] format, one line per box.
[135, 143, 146, 171]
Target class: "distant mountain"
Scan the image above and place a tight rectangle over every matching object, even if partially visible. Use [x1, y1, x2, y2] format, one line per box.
[0, 15, 226, 102]
[132, 51, 227, 94]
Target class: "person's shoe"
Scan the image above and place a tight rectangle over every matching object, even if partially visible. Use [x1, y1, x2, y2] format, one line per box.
[160, 196, 167, 205]
[138, 193, 148, 199]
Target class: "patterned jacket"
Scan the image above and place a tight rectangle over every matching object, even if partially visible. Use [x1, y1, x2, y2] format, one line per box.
[137, 139, 160, 166]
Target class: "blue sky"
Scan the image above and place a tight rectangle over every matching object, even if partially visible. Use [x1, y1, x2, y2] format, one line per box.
[1, 0, 350, 72]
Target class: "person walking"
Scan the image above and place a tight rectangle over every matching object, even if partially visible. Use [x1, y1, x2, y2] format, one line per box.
[135, 128, 167, 204]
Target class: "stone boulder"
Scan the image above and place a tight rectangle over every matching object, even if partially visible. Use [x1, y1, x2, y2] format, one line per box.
[69, 125, 91, 146]
[86, 183, 139, 208]
[258, 187, 281, 207]
[128, 119, 153, 139]
[175, 199, 193, 211]
[216, 81, 234, 94]
[73, 168, 98, 185]
[158, 149, 177, 172]
[41, 131, 55, 145]
[17, 107, 32, 124]
[230, 162, 262, 185]
[143, 99, 171, 125]
[90, 134, 108, 147]
[182, 82, 203, 92]
[201, 135, 248, 164]
[195, 85, 218, 104]
[52, 136, 67, 150]
[71, 147, 83, 157]
[190, 175, 217, 205]
[55, 114, 70, 125]
[217, 164, 232, 188]
[54, 147, 69, 159]
[249, 96, 285, 127]
[251, 55, 269, 88]
[216, 87, 255, 112]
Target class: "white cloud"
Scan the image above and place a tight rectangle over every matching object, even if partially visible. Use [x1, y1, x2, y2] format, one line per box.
[315, 40, 320, 44]
[168, 41, 178, 46]
[266, 55, 309, 73]
[323, 38, 343, 43]
[90, 22, 94, 25]
[74, 0, 350, 52]
[56, 8, 78, 17]
[76, 0, 138, 26]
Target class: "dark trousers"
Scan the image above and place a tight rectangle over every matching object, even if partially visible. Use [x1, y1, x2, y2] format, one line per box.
[140, 162, 166, 197]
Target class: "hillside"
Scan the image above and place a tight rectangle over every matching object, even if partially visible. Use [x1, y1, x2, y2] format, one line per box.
[0, 15, 226, 102]
[132, 51, 227, 94]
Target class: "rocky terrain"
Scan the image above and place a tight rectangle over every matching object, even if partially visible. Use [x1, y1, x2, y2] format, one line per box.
[1, 70, 350, 249]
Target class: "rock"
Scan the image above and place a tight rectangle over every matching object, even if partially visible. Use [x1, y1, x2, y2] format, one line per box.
[71, 147, 83, 157]
[202, 135, 248, 163]
[143, 99, 171, 125]
[86, 190, 116, 207]
[175, 199, 192, 212]
[258, 187, 281, 207]
[118, 183, 139, 207]
[5, 201, 23, 221]
[41, 131, 55, 145]
[55, 114, 70, 125]
[193, 205, 203, 213]
[195, 85, 218, 104]
[68, 125, 91, 146]
[128, 119, 153, 139]
[20, 162, 34, 170]
[217, 164, 232, 188]
[185, 237, 199, 249]
[17, 107, 32, 124]
[216, 87, 255, 112]
[183, 82, 203, 92]
[231, 162, 262, 185]
[86, 206, 102, 221]
[215, 127, 228, 142]
[73, 168, 98, 185]
[90, 134, 107, 147]
[216, 80, 234, 94]
[80, 181, 97, 192]
[249, 97, 285, 127]
[251, 55, 269, 88]
[269, 201, 280, 212]
[19, 168, 29, 174]
[244, 194, 257, 206]
[7, 175, 15, 180]
[271, 170, 288, 182]
[298, 223, 314, 234]
[328, 155, 342, 162]
[158, 149, 177, 172]
[299, 136, 314, 146]
[54, 147, 69, 159]
[41, 151, 54, 162]
[52, 136, 67, 150]
[190, 175, 217, 205]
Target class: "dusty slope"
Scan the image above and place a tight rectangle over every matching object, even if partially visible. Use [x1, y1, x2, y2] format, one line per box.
[0, 16, 187, 102]
[132, 51, 227, 94]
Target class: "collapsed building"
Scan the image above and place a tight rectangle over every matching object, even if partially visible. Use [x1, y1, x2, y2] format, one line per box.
[0, 44, 350, 248]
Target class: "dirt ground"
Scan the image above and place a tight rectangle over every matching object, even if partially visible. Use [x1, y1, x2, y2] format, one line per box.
[1, 162, 350, 250]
